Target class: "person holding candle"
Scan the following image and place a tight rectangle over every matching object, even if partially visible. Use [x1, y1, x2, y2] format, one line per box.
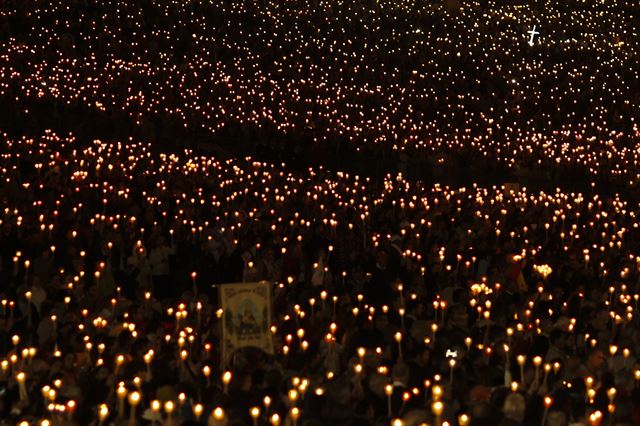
[366, 249, 397, 309]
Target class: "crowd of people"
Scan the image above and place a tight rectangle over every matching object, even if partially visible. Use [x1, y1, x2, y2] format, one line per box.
[0, 132, 639, 426]
[0, 0, 639, 425]
[0, 0, 638, 183]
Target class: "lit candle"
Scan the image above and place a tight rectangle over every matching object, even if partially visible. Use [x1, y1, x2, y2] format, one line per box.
[506, 327, 514, 344]
[25, 291, 32, 327]
[98, 404, 109, 426]
[394, 332, 403, 360]
[150, 400, 161, 426]
[16, 371, 27, 401]
[532, 356, 542, 384]
[607, 387, 616, 407]
[290, 407, 300, 426]
[432, 400, 444, 426]
[503, 344, 510, 373]
[116, 385, 127, 419]
[541, 396, 553, 426]
[448, 358, 456, 386]
[67, 400, 76, 421]
[255, 393, 267, 414]
[144, 350, 154, 381]
[432, 384, 442, 401]
[115, 354, 125, 377]
[250, 407, 261, 426]
[464, 337, 472, 351]
[354, 363, 363, 379]
[623, 348, 630, 369]
[385, 384, 393, 417]
[24, 260, 30, 284]
[193, 404, 203, 421]
[458, 413, 470, 426]
[164, 400, 175, 426]
[128, 391, 141, 423]
[211, 407, 225, 422]
[51, 314, 57, 341]
[288, 389, 299, 406]
[609, 345, 618, 369]
[357, 347, 366, 364]
[270, 413, 281, 426]
[222, 370, 232, 394]
[203, 365, 211, 387]
[542, 363, 551, 389]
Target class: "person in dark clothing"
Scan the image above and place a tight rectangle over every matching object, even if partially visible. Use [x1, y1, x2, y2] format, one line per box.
[366, 249, 397, 308]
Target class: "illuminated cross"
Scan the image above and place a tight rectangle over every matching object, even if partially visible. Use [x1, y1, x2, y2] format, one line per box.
[527, 25, 539, 46]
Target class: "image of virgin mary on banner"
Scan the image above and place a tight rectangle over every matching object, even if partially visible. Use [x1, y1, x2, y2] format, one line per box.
[219, 281, 274, 367]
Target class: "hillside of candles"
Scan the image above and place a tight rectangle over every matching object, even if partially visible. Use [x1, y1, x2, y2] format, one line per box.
[2, 131, 640, 423]
[2, 0, 640, 425]
[0, 0, 639, 184]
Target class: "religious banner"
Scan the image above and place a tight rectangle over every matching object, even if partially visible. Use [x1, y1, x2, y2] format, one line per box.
[219, 281, 274, 367]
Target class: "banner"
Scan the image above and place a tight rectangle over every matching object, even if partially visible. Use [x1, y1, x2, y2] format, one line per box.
[219, 281, 274, 367]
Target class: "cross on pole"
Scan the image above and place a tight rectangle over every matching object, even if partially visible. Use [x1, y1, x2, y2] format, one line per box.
[528, 25, 539, 46]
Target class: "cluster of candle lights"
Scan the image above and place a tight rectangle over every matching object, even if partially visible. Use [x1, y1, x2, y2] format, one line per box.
[0, 0, 637, 425]
[0, 131, 636, 425]
[0, 0, 638, 183]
